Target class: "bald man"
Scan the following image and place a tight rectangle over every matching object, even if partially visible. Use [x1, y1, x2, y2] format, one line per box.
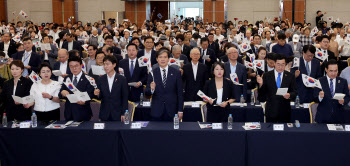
[182, 48, 209, 101]
[53, 49, 72, 82]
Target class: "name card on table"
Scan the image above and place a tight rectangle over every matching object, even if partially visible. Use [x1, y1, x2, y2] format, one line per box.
[303, 103, 310, 108]
[143, 102, 151, 107]
[20, 122, 31, 128]
[345, 125, 350, 131]
[192, 102, 200, 108]
[94, 123, 105, 129]
[131, 122, 142, 129]
[273, 124, 284, 131]
[212, 123, 223, 129]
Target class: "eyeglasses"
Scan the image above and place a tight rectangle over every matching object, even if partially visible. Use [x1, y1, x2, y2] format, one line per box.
[69, 64, 81, 69]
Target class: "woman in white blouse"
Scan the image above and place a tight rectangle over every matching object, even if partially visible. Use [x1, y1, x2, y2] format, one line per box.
[26, 63, 61, 121]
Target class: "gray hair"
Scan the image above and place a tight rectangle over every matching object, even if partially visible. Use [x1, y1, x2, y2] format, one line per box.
[226, 47, 238, 54]
[190, 47, 200, 55]
[120, 41, 128, 48]
[172, 45, 182, 52]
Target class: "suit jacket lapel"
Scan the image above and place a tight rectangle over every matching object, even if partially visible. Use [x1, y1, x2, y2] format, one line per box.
[335, 78, 342, 93]
[280, 72, 289, 88]
[190, 64, 196, 81]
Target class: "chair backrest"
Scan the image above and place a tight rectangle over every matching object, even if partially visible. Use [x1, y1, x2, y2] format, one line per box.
[201, 103, 207, 122]
[309, 102, 319, 123]
[252, 88, 258, 104]
[90, 100, 101, 121]
[347, 57, 350, 66]
[128, 101, 136, 121]
[59, 100, 66, 121]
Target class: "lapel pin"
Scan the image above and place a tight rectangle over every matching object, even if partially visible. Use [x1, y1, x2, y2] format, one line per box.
[338, 80, 340, 84]
[115, 79, 118, 82]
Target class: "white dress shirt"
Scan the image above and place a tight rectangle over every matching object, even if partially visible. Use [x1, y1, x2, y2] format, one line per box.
[144, 49, 152, 59]
[59, 61, 68, 83]
[107, 71, 116, 92]
[30, 80, 61, 112]
[216, 88, 223, 104]
[68, 41, 73, 51]
[151, 65, 169, 94]
[192, 62, 198, 81]
[3, 41, 9, 58]
[304, 59, 312, 72]
[22, 50, 32, 63]
[129, 58, 136, 72]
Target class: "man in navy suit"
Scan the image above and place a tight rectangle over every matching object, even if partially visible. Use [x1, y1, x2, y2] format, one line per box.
[313, 59, 350, 123]
[224, 47, 247, 102]
[59, 56, 95, 122]
[137, 36, 157, 66]
[11, 37, 41, 77]
[119, 43, 148, 102]
[53, 49, 71, 82]
[62, 33, 82, 56]
[94, 55, 128, 121]
[145, 47, 183, 121]
[291, 45, 322, 103]
[199, 37, 217, 73]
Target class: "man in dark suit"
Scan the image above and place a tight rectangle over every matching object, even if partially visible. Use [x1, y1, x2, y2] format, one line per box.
[170, 45, 189, 66]
[224, 47, 247, 102]
[175, 34, 191, 60]
[199, 37, 217, 73]
[0, 32, 17, 57]
[145, 48, 184, 121]
[291, 45, 322, 103]
[208, 33, 220, 57]
[182, 48, 209, 101]
[257, 53, 297, 123]
[317, 35, 337, 75]
[59, 56, 95, 122]
[313, 59, 350, 123]
[53, 49, 72, 82]
[11, 37, 42, 77]
[250, 35, 262, 55]
[119, 43, 148, 102]
[97, 35, 121, 55]
[94, 55, 128, 121]
[137, 36, 157, 66]
[62, 33, 82, 55]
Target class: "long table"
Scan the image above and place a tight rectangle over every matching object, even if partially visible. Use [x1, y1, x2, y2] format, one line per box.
[1, 122, 349, 166]
[133, 104, 310, 123]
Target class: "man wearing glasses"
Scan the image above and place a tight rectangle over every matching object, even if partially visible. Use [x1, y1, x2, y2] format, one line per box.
[137, 36, 157, 65]
[318, 35, 337, 75]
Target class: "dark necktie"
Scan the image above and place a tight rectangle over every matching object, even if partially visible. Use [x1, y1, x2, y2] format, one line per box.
[130, 60, 134, 77]
[330, 79, 334, 97]
[162, 69, 167, 87]
[73, 76, 78, 87]
[306, 61, 310, 76]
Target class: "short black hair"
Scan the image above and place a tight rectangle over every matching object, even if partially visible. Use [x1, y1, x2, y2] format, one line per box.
[156, 47, 170, 59]
[316, 10, 321, 14]
[275, 53, 286, 62]
[68, 50, 80, 59]
[104, 35, 113, 40]
[176, 34, 185, 41]
[253, 34, 261, 40]
[144, 36, 154, 42]
[277, 33, 286, 40]
[68, 54, 82, 65]
[15, 43, 23, 49]
[88, 44, 97, 50]
[266, 53, 277, 61]
[211, 62, 225, 77]
[38, 62, 53, 75]
[207, 33, 214, 37]
[126, 43, 138, 50]
[303, 45, 316, 54]
[200, 37, 209, 44]
[22, 37, 32, 42]
[320, 35, 330, 42]
[326, 59, 338, 69]
[103, 55, 117, 64]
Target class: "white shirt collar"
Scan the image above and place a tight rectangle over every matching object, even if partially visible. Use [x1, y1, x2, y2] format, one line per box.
[274, 69, 284, 77]
[73, 71, 83, 81]
[160, 65, 169, 71]
[24, 50, 32, 55]
[107, 71, 116, 79]
[192, 62, 199, 67]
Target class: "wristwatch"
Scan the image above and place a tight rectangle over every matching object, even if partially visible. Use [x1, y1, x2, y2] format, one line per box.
[49, 95, 53, 100]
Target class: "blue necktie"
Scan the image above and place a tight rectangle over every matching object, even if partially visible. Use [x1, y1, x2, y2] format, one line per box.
[330, 79, 334, 97]
[306, 61, 310, 76]
[276, 73, 281, 88]
[130, 60, 134, 77]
